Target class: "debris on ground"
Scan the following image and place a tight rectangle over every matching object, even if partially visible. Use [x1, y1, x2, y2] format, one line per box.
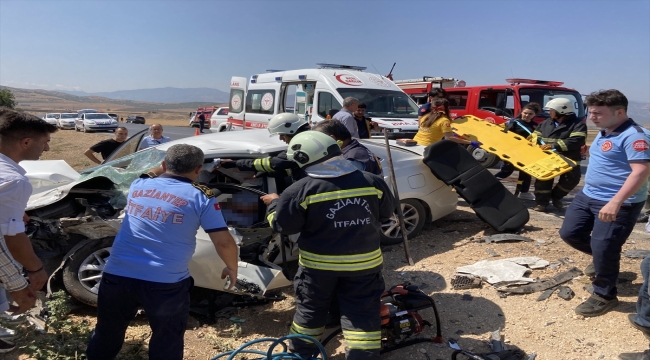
[456, 257, 549, 286]
[556, 286, 575, 300]
[481, 234, 534, 244]
[497, 267, 583, 294]
[624, 249, 650, 259]
[450, 273, 483, 290]
[536, 287, 558, 301]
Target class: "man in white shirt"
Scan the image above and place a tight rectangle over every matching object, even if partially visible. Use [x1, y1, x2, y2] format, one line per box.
[140, 124, 172, 150]
[0, 108, 57, 353]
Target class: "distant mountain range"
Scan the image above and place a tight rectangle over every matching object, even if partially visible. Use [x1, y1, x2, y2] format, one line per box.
[628, 101, 650, 124]
[60, 87, 230, 104]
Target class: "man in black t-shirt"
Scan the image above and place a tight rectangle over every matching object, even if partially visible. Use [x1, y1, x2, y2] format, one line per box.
[84, 127, 128, 164]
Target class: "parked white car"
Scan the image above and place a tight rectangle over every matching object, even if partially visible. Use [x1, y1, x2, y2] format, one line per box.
[208, 107, 230, 132]
[23, 129, 457, 306]
[44, 113, 60, 125]
[57, 113, 77, 129]
[75, 112, 119, 133]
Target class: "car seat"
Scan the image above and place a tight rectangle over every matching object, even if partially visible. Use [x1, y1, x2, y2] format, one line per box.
[422, 140, 529, 232]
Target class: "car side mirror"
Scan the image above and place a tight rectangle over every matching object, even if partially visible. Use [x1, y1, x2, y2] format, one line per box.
[494, 109, 505, 116]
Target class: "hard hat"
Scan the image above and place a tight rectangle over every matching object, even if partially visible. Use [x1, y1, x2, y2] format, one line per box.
[286, 131, 342, 168]
[544, 98, 575, 115]
[267, 113, 308, 136]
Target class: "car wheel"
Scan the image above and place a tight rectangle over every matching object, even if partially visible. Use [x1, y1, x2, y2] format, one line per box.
[380, 199, 426, 246]
[62, 237, 114, 307]
[75, 125, 80, 132]
[467, 145, 500, 168]
[82, 124, 88, 133]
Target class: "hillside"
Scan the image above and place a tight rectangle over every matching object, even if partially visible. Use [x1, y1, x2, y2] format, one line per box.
[1, 86, 226, 115]
[61, 87, 230, 104]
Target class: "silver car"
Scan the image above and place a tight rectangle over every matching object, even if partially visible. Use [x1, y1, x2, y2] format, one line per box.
[44, 113, 60, 125]
[75, 112, 119, 133]
[23, 129, 457, 307]
[57, 113, 77, 129]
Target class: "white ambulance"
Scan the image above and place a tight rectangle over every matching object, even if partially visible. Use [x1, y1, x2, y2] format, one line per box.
[222, 64, 420, 138]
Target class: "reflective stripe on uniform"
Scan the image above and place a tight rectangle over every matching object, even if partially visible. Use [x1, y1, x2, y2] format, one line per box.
[290, 322, 324, 341]
[299, 187, 384, 209]
[570, 132, 587, 137]
[299, 248, 383, 272]
[253, 158, 273, 172]
[557, 139, 568, 151]
[267, 211, 276, 224]
[342, 330, 381, 350]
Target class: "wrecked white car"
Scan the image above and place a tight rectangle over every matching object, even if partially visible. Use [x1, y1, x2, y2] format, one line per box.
[23, 129, 457, 307]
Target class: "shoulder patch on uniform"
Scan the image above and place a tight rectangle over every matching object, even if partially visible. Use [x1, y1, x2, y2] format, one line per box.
[139, 172, 158, 179]
[192, 182, 215, 198]
[633, 139, 649, 152]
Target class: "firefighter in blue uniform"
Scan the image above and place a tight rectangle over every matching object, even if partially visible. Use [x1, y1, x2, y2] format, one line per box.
[261, 131, 397, 360]
[220, 113, 310, 182]
[532, 98, 588, 212]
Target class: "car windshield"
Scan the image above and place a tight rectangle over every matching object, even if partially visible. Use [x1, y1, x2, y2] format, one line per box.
[46, 114, 60, 119]
[86, 114, 112, 120]
[61, 114, 77, 119]
[78, 148, 166, 208]
[336, 88, 419, 119]
[518, 88, 585, 119]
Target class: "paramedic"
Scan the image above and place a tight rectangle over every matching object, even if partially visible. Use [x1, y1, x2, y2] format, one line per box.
[413, 98, 480, 147]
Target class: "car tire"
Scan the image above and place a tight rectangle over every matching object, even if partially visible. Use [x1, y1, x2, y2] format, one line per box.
[62, 237, 114, 307]
[82, 125, 88, 133]
[467, 145, 500, 168]
[380, 199, 426, 246]
[75, 125, 80, 132]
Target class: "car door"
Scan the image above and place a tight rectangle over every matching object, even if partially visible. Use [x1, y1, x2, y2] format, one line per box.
[103, 129, 149, 163]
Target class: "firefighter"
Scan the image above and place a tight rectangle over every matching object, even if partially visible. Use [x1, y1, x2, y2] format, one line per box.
[219, 113, 310, 182]
[261, 131, 397, 360]
[312, 119, 383, 175]
[532, 98, 587, 212]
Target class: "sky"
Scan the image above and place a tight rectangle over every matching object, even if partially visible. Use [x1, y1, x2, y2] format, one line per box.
[1, 0, 649, 102]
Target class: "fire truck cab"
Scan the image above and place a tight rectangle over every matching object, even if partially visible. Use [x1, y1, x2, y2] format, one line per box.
[396, 77, 585, 167]
[224, 64, 421, 138]
[397, 77, 585, 125]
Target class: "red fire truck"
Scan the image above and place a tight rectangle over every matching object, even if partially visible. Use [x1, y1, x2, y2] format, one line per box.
[395, 77, 586, 167]
[395, 77, 585, 125]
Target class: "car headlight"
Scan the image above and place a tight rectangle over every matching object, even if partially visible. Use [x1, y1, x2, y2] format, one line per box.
[111, 120, 117, 124]
[86, 121, 96, 125]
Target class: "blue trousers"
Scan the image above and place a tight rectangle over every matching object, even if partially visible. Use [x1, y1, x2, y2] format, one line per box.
[559, 191, 644, 297]
[86, 273, 192, 360]
[635, 256, 650, 327]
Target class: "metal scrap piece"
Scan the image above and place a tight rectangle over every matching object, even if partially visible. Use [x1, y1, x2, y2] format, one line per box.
[624, 250, 650, 259]
[556, 286, 574, 300]
[450, 274, 482, 290]
[498, 267, 583, 294]
[486, 249, 500, 257]
[483, 234, 534, 244]
[536, 287, 558, 301]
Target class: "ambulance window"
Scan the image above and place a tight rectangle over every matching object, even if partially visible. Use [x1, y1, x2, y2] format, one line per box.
[246, 90, 276, 114]
[447, 91, 468, 109]
[317, 92, 341, 118]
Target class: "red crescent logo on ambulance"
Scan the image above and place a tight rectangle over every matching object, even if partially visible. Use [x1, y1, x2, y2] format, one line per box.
[633, 139, 649, 152]
[214, 203, 221, 210]
[601, 140, 613, 152]
[335, 74, 363, 86]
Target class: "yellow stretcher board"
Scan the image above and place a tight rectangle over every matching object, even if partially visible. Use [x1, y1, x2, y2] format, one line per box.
[451, 115, 577, 181]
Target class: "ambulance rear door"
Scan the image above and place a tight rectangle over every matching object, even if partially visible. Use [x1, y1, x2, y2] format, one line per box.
[244, 78, 282, 130]
[227, 77, 248, 131]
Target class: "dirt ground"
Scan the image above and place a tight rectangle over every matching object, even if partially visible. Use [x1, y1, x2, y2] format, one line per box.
[16, 128, 650, 359]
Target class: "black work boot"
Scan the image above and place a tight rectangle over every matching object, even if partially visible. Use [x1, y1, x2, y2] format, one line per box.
[575, 293, 619, 317]
[552, 198, 564, 209]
